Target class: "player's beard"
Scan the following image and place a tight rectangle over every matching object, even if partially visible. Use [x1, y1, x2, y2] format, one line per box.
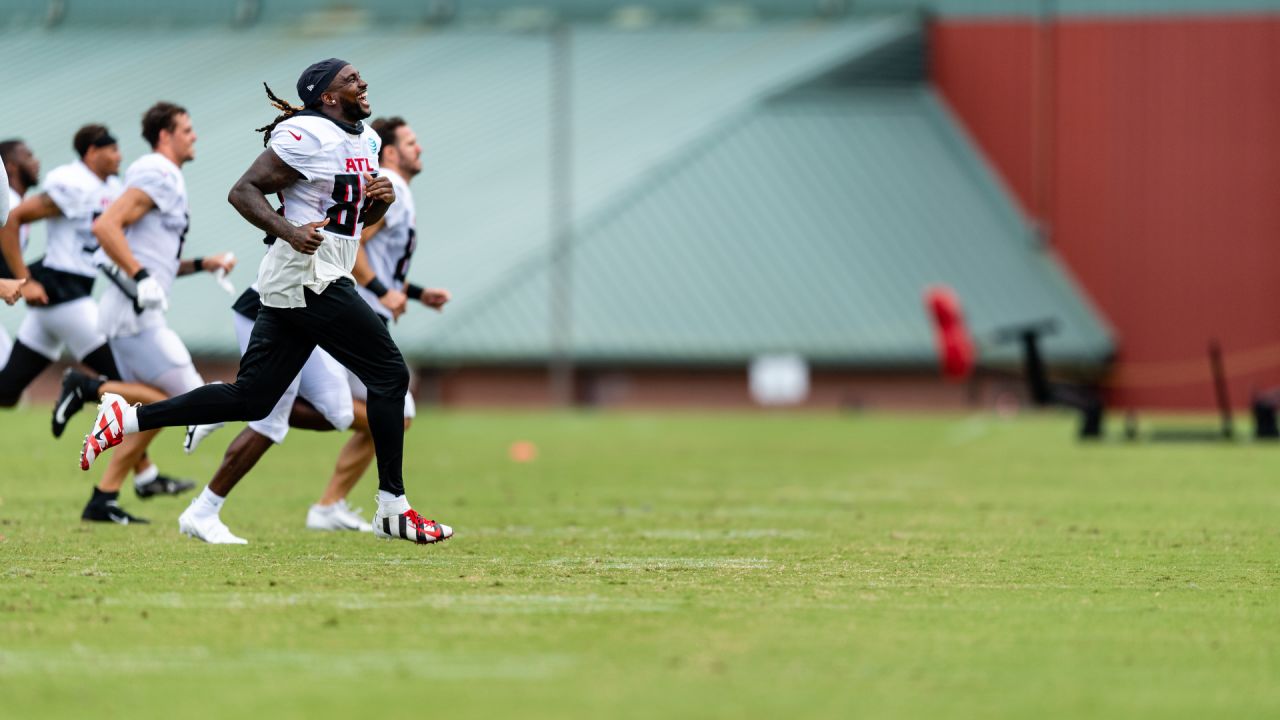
[339, 95, 371, 122]
[18, 166, 38, 188]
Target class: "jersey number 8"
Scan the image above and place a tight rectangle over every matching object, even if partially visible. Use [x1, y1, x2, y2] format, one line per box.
[326, 174, 372, 236]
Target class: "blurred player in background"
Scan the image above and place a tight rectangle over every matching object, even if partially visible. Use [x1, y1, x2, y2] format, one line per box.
[87, 103, 235, 524]
[318, 115, 450, 525]
[177, 284, 369, 543]
[0, 170, 21, 302]
[0, 139, 38, 367]
[0, 128, 192, 516]
[1, 129, 124, 409]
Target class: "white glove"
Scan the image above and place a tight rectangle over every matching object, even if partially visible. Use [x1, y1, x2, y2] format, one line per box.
[213, 252, 236, 295]
[136, 274, 168, 312]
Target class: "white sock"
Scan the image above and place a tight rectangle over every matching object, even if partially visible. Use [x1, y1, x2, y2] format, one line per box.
[122, 405, 140, 434]
[195, 486, 226, 514]
[377, 491, 409, 515]
[133, 464, 159, 488]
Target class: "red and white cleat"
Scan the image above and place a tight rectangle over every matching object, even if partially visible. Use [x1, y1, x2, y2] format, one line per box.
[372, 507, 452, 544]
[79, 392, 130, 471]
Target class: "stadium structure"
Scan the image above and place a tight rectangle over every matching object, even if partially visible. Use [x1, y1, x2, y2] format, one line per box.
[3, 0, 1276, 409]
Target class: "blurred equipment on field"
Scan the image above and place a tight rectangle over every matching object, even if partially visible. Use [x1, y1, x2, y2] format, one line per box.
[925, 285, 1105, 439]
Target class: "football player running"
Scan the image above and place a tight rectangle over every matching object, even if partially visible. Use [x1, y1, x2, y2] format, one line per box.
[0, 139, 38, 367]
[80, 61, 452, 546]
[0, 128, 195, 521]
[86, 103, 235, 524]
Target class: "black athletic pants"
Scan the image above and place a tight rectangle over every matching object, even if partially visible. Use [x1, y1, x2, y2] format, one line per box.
[137, 278, 410, 495]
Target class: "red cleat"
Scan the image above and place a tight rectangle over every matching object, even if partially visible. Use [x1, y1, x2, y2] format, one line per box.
[373, 507, 452, 544]
[79, 392, 129, 471]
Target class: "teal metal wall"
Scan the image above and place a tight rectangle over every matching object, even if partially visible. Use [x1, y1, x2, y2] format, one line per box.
[4, 0, 1274, 30]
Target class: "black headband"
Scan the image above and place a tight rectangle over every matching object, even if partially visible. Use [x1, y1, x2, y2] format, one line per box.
[297, 58, 350, 108]
[91, 132, 117, 148]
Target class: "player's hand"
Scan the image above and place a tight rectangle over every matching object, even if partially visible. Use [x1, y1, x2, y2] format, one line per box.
[287, 218, 329, 255]
[20, 278, 48, 306]
[0, 278, 26, 305]
[380, 288, 408, 321]
[136, 275, 168, 312]
[363, 173, 395, 205]
[202, 252, 238, 274]
[419, 287, 451, 312]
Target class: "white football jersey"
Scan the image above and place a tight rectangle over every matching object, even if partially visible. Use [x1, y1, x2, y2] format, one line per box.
[120, 153, 188, 292]
[357, 169, 416, 319]
[6, 186, 29, 252]
[256, 114, 381, 309]
[42, 161, 123, 278]
[97, 153, 189, 338]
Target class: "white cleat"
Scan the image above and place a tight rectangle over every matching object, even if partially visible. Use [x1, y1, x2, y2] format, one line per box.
[372, 506, 452, 544]
[178, 504, 248, 545]
[306, 499, 373, 533]
[183, 422, 226, 455]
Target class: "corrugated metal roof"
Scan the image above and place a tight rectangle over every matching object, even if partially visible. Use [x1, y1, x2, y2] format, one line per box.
[6, 1, 1272, 29]
[1, 18, 909, 355]
[424, 85, 1114, 367]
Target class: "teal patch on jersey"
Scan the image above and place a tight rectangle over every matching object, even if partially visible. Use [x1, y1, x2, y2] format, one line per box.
[369, 137, 378, 156]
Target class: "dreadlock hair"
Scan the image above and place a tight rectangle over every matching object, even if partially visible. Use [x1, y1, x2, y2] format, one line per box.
[255, 83, 305, 147]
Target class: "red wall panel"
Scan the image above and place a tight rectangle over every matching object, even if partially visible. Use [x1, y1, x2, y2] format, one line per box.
[933, 15, 1280, 409]
[930, 21, 1039, 217]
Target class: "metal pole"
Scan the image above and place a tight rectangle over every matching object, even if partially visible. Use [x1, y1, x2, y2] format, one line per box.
[549, 22, 575, 405]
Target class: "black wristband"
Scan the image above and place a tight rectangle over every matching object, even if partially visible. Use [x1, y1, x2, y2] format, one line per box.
[189, 257, 205, 272]
[406, 283, 426, 300]
[132, 267, 150, 281]
[365, 277, 389, 298]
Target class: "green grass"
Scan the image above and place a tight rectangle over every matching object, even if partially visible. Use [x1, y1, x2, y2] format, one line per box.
[2, 408, 1279, 719]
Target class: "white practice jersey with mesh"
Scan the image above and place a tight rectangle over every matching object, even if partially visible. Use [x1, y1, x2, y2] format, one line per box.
[42, 161, 123, 277]
[120, 153, 188, 292]
[257, 114, 381, 309]
[357, 169, 415, 319]
[97, 153, 189, 338]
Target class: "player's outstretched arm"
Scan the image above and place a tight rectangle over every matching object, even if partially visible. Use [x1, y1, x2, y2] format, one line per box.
[352, 242, 406, 320]
[93, 188, 156, 278]
[178, 253, 237, 277]
[2, 195, 61, 306]
[407, 283, 451, 311]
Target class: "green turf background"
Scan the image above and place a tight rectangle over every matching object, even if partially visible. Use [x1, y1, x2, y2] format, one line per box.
[1, 409, 1278, 719]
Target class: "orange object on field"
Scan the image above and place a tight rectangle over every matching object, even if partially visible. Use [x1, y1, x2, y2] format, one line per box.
[509, 441, 538, 463]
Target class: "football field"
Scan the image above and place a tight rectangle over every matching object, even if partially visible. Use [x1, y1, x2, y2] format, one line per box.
[1, 408, 1278, 719]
